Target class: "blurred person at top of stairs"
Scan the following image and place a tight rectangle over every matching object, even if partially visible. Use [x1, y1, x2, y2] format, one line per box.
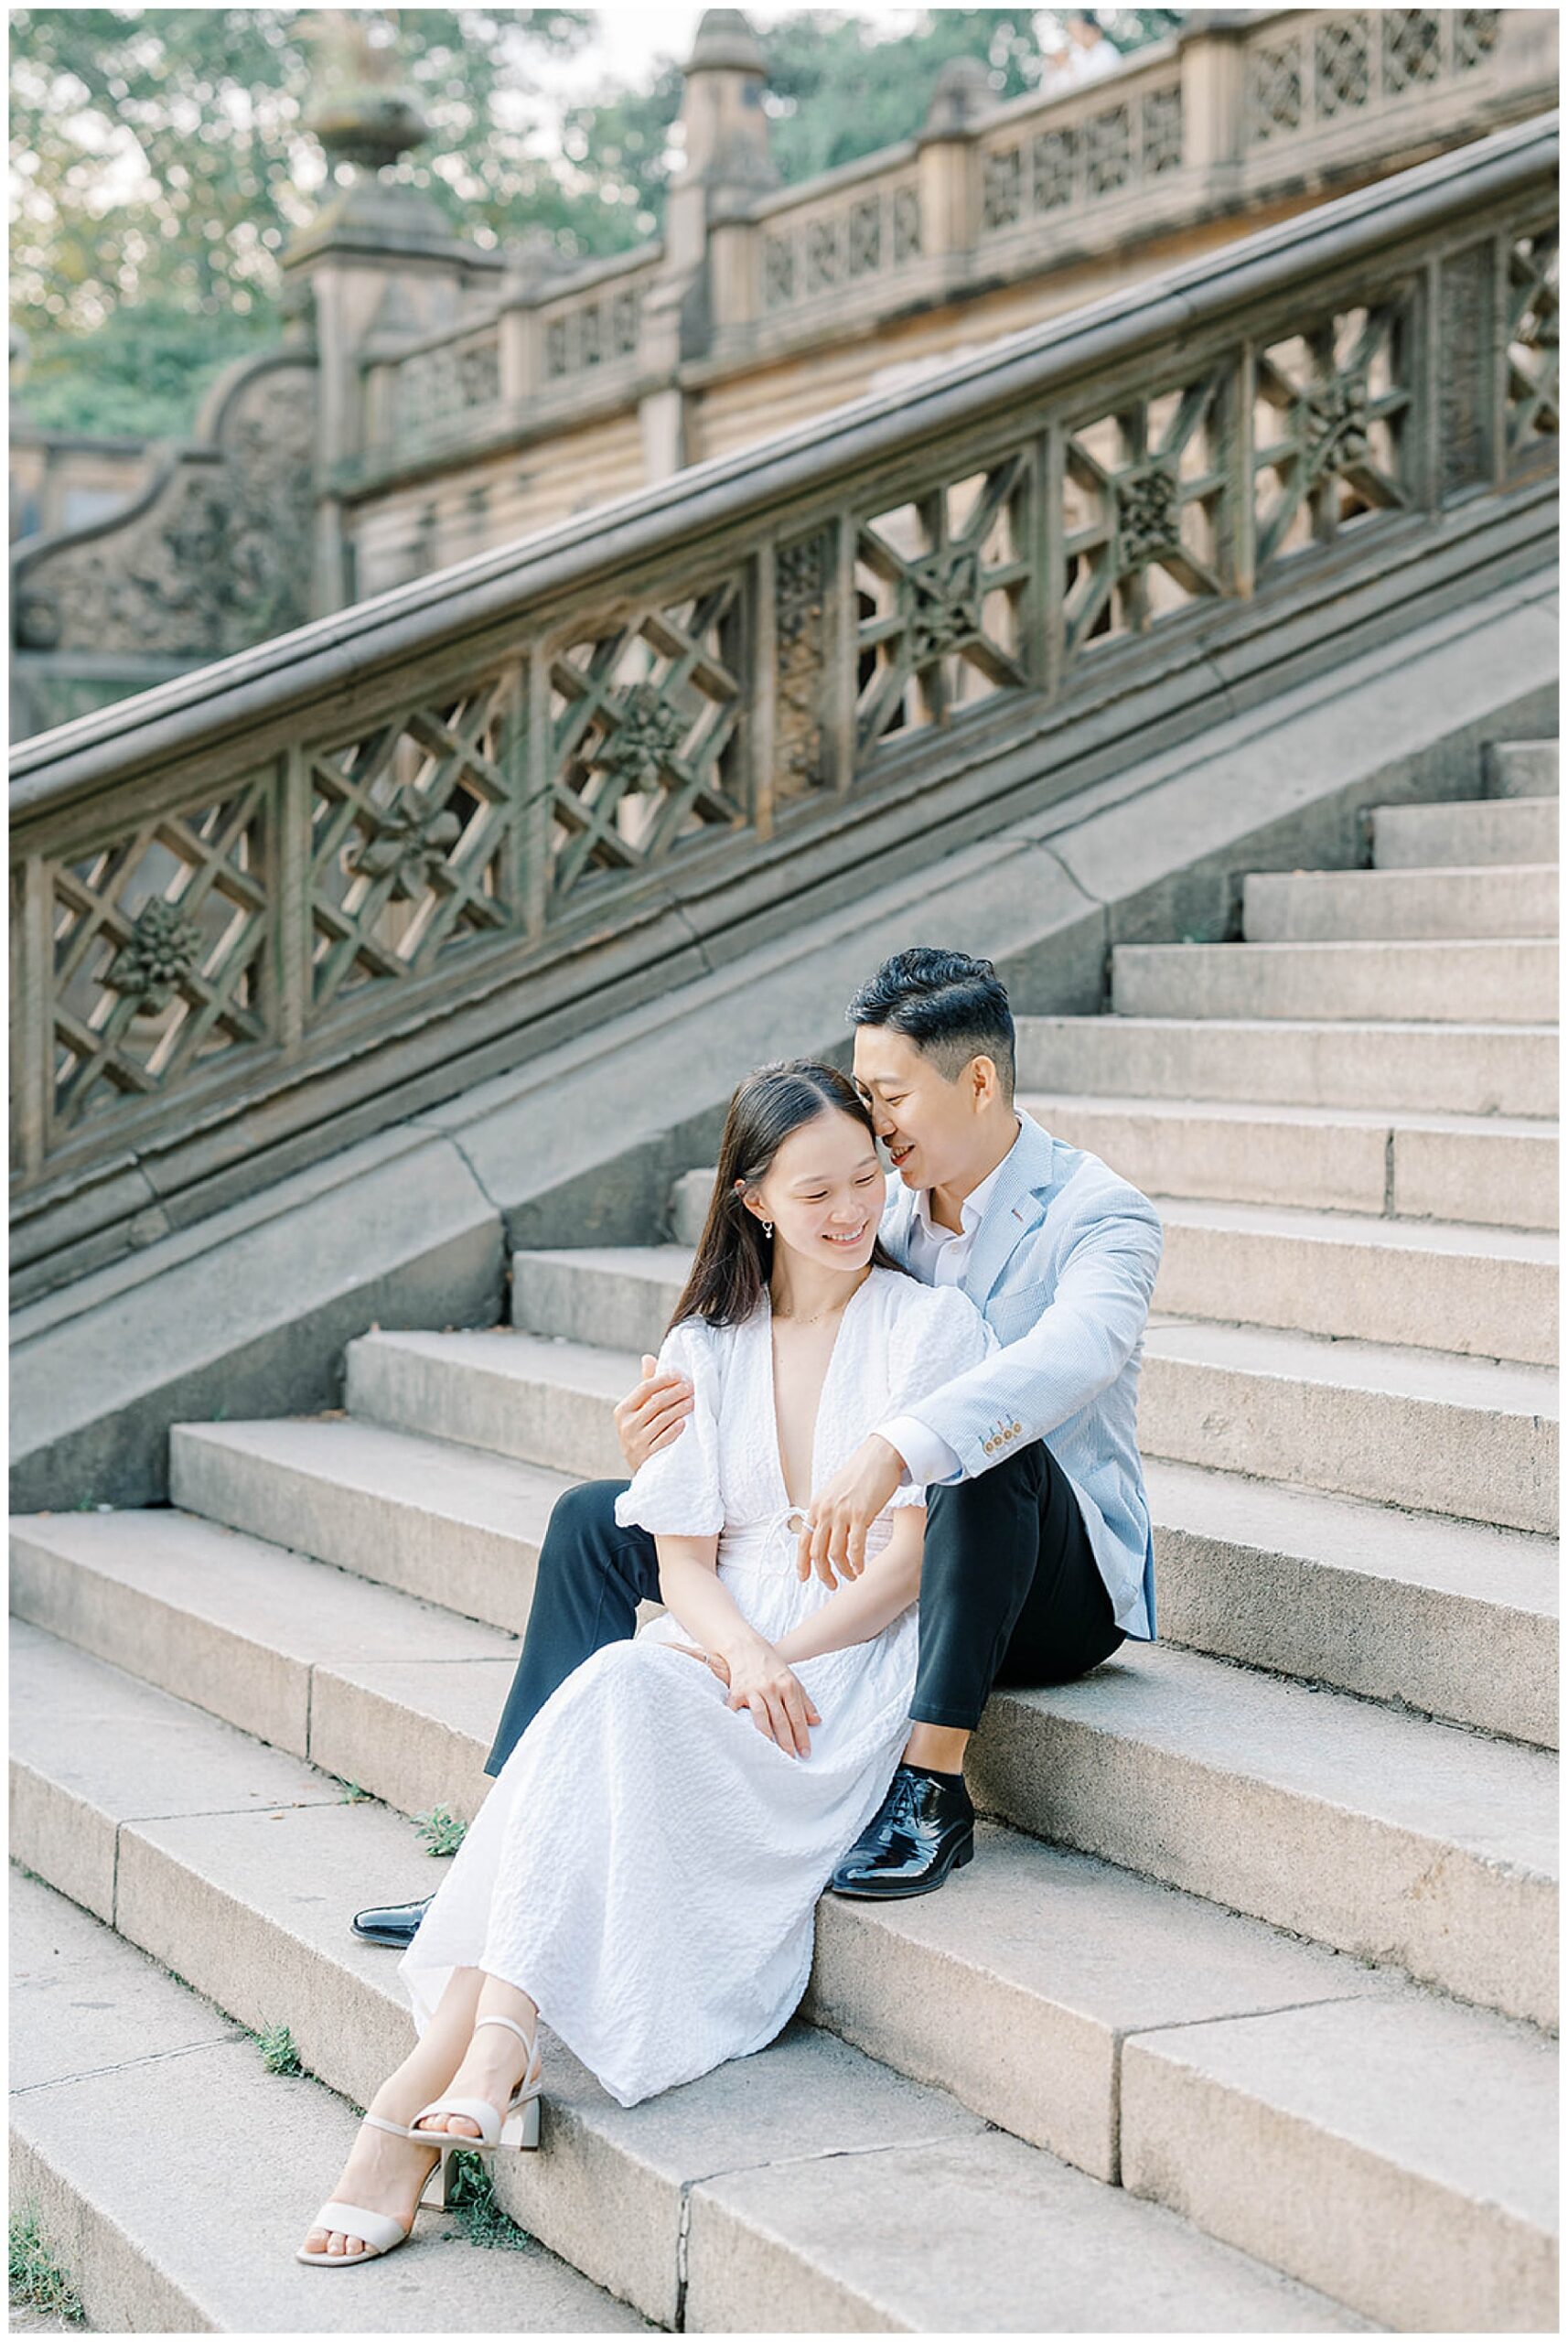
[352, 950, 1162, 1949]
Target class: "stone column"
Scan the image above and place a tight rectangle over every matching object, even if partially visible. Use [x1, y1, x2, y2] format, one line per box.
[1177, 12, 1249, 182]
[914, 56, 991, 274]
[638, 7, 779, 482]
[282, 15, 481, 615]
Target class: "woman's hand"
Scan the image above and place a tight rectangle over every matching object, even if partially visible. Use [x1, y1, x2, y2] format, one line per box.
[714, 1639, 822, 1758]
[615, 1354, 694, 1473]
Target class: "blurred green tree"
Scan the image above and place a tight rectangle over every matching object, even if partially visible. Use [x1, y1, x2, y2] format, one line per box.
[11, 7, 1178, 441]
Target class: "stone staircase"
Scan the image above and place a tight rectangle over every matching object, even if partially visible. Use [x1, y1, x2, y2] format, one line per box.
[9, 741, 1558, 2331]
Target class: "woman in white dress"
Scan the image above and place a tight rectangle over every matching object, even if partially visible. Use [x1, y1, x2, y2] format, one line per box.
[297, 1059, 992, 2266]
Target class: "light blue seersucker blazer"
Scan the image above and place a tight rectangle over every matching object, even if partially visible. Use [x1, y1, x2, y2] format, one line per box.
[878, 1112, 1163, 1641]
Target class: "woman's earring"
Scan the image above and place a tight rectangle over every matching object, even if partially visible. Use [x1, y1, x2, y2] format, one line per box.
[761, 1220, 773, 1239]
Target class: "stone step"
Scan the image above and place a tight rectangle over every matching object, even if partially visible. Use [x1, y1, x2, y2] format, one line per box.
[21, 1393, 1556, 1760]
[970, 1639, 1556, 2030]
[1120, 1990, 1557, 2334]
[1370, 794, 1558, 869]
[1110, 938, 1556, 1025]
[1014, 1015, 1556, 1117]
[7, 1627, 1370, 2334]
[350, 1309, 1558, 1544]
[1241, 863, 1557, 941]
[1487, 739, 1559, 799]
[1143, 1457, 1558, 1749]
[1154, 1197, 1556, 1365]
[166, 1412, 578, 1636]
[512, 1200, 1557, 1366]
[1016, 1096, 1558, 1232]
[346, 1326, 628, 1483]
[1141, 1316, 1557, 1535]
[9, 1866, 647, 2333]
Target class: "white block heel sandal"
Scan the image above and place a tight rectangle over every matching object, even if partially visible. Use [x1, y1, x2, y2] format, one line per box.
[296, 2112, 430, 2267]
[409, 2011, 544, 2178]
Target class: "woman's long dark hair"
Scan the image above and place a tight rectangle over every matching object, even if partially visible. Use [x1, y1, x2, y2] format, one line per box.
[667, 1059, 906, 1334]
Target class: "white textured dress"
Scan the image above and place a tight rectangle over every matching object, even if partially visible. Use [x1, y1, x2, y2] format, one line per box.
[399, 1266, 993, 2108]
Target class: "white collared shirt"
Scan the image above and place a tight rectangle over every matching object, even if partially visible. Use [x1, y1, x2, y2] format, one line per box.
[878, 1116, 1025, 1486]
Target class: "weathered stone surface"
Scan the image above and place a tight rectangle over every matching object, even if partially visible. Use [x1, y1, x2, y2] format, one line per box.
[1242, 863, 1557, 940]
[9, 1124, 505, 1514]
[8, 1506, 511, 1756]
[1487, 739, 1559, 796]
[1145, 1457, 1558, 1747]
[1154, 1197, 1557, 1363]
[345, 1327, 628, 1480]
[970, 1641, 1558, 2026]
[9, 1871, 650, 2333]
[684, 2127, 1369, 2332]
[168, 1413, 569, 1634]
[1140, 1316, 1558, 1532]
[1122, 1993, 1559, 2333]
[1017, 1013, 1557, 1116]
[1370, 793, 1556, 867]
[1112, 937, 1557, 1024]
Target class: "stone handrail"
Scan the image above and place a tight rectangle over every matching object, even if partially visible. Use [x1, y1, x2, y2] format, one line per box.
[10, 116, 1557, 1287]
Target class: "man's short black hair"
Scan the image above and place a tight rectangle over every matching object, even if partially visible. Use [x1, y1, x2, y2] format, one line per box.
[847, 947, 1016, 1101]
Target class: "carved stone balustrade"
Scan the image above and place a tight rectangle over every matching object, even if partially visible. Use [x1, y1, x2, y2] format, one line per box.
[8, 116, 1557, 1295]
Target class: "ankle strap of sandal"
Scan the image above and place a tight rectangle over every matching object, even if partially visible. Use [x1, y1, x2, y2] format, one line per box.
[474, 2012, 536, 2058]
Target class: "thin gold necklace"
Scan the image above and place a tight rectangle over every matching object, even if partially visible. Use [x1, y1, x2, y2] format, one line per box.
[772, 1270, 871, 1327]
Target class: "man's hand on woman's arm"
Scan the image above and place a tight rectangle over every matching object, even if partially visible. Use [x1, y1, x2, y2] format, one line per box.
[614, 1354, 694, 1473]
[797, 1433, 907, 1586]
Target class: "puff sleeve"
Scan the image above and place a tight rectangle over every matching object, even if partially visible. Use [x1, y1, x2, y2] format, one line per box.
[612, 1316, 725, 1538]
[881, 1284, 996, 1509]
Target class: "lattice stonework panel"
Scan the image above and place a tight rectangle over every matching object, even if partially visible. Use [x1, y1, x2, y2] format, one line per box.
[307, 674, 522, 1013]
[853, 454, 1035, 758]
[546, 584, 746, 908]
[1252, 299, 1413, 572]
[48, 776, 273, 1137]
[1506, 228, 1559, 459]
[1061, 373, 1228, 662]
[1247, 38, 1304, 143]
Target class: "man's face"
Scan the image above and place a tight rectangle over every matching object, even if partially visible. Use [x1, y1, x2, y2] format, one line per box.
[852, 1026, 986, 1194]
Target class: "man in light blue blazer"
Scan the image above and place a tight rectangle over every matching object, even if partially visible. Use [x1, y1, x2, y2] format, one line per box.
[811, 946, 1162, 1897]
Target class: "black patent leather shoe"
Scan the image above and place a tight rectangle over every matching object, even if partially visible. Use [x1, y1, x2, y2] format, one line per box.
[350, 1895, 434, 1948]
[828, 1765, 975, 1899]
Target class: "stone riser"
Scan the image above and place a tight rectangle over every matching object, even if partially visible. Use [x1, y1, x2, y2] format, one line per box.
[8, 1873, 644, 2336]
[356, 1313, 1555, 1542]
[1017, 1100, 1558, 1232]
[1111, 939, 1557, 1025]
[1015, 1017, 1557, 1118]
[1242, 864, 1557, 941]
[1153, 1212, 1556, 1366]
[141, 1416, 1560, 1746]
[8, 1630, 1383, 2337]
[14, 1479, 1552, 2030]
[1139, 1331, 1556, 1536]
[511, 1219, 1556, 1372]
[1370, 793, 1557, 867]
[1487, 741, 1559, 799]
[969, 1654, 1556, 2031]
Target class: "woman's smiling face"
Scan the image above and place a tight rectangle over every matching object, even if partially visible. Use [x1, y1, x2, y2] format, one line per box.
[737, 1107, 885, 1273]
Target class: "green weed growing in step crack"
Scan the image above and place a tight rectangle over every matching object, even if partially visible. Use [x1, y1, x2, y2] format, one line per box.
[337, 1778, 371, 1803]
[443, 2153, 532, 2251]
[252, 2021, 304, 2075]
[413, 1803, 467, 1856]
[9, 2209, 86, 2323]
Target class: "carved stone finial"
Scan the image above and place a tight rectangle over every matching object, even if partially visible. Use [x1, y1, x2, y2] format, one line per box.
[686, 8, 767, 76]
[300, 8, 429, 174]
[922, 54, 994, 137]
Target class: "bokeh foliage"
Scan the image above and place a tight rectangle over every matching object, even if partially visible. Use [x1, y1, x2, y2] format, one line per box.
[10, 7, 1179, 439]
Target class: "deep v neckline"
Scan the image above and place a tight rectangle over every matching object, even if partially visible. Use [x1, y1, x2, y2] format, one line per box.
[761, 1270, 876, 1515]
